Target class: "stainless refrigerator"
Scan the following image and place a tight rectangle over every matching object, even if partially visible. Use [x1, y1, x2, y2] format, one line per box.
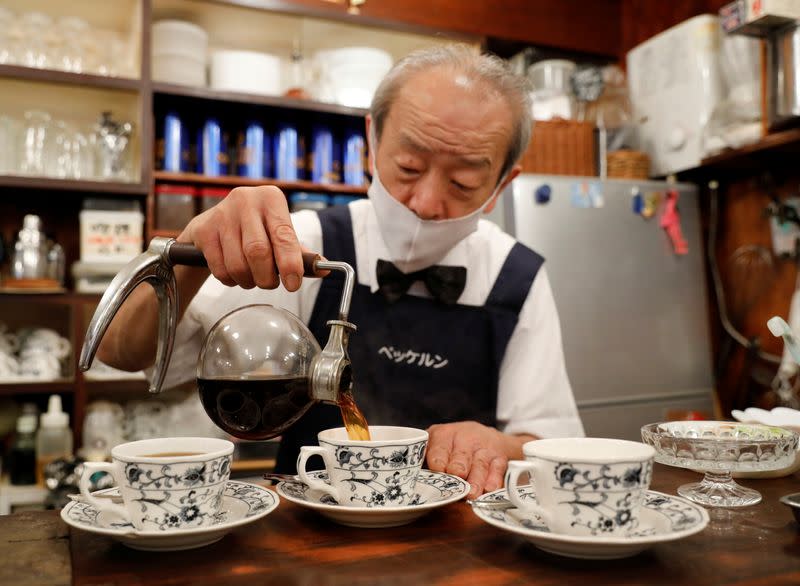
[487, 175, 714, 440]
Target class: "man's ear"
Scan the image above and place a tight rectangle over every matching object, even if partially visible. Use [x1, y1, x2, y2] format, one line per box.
[484, 164, 521, 214]
[365, 115, 374, 175]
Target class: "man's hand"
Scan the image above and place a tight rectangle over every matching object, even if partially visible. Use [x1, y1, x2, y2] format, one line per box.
[426, 421, 535, 499]
[180, 185, 305, 291]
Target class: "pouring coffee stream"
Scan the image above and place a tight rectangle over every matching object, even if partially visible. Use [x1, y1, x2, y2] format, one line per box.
[79, 237, 370, 441]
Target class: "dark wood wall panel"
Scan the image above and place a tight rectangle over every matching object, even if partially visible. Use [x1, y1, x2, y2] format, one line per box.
[221, 0, 623, 57]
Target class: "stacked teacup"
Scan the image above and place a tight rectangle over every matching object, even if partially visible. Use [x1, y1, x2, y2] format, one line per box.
[17, 327, 70, 380]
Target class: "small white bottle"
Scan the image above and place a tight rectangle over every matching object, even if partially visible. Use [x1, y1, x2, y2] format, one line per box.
[36, 394, 73, 486]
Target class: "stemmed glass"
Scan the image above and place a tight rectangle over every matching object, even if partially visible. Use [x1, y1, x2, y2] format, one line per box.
[642, 421, 798, 507]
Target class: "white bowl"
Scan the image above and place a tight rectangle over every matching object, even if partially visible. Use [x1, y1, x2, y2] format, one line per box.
[209, 49, 283, 96]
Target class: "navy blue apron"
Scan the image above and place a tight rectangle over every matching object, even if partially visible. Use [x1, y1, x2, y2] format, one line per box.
[275, 205, 544, 473]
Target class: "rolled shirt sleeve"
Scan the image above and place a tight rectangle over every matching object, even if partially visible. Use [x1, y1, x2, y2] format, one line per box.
[496, 266, 585, 439]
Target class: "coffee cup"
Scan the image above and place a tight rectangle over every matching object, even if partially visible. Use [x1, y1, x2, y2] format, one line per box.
[504, 437, 655, 537]
[78, 437, 234, 531]
[297, 426, 428, 507]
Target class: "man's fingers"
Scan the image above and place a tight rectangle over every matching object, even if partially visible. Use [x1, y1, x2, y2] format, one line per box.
[466, 449, 492, 498]
[241, 211, 278, 289]
[426, 424, 454, 472]
[485, 456, 507, 493]
[262, 188, 303, 291]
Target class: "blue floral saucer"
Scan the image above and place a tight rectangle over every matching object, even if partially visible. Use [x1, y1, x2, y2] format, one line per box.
[276, 469, 469, 528]
[471, 486, 709, 560]
[61, 480, 278, 551]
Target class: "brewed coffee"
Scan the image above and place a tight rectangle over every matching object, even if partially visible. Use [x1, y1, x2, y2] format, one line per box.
[198, 376, 371, 441]
[139, 452, 204, 458]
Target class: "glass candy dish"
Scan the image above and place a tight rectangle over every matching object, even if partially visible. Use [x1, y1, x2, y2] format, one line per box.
[641, 421, 798, 507]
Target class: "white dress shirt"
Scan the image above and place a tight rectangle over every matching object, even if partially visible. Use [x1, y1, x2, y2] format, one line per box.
[156, 199, 585, 439]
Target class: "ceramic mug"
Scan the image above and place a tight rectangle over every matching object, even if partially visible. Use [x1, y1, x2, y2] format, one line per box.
[505, 437, 655, 537]
[18, 352, 61, 378]
[79, 437, 234, 531]
[297, 426, 428, 507]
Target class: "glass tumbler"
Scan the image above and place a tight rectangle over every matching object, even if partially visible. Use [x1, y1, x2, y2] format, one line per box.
[20, 110, 52, 176]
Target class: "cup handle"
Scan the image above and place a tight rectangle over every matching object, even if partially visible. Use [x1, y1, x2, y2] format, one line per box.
[504, 460, 553, 527]
[297, 446, 341, 502]
[79, 462, 131, 523]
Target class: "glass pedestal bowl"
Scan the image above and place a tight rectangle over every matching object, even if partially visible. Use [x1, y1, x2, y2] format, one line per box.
[641, 421, 799, 508]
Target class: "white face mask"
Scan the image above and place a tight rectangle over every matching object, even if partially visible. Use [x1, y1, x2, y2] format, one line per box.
[368, 137, 504, 273]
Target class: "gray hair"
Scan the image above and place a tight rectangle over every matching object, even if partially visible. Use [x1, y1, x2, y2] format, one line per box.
[370, 44, 532, 181]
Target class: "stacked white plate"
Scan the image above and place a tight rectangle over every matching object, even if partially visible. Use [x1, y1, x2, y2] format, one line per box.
[152, 20, 208, 87]
[209, 49, 283, 96]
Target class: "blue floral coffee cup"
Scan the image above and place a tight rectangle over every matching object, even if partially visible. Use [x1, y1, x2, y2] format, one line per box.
[78, 437, 233, 531]
[297, 426, 428, 508]
[505, 437, 655, 537]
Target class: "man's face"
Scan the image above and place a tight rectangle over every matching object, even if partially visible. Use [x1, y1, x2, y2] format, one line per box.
[370, 66, 518, 220]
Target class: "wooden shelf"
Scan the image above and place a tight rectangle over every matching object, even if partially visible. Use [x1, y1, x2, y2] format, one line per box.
[84, 379, 150, 393]
[154, 171, 368, 195]
[0, 64, 142, 92]
[152, 82, 368, 118]
[0, 174, 148, 195]
[0, 381, 76, 395]
[150, 229, 181, 239]
[679, 127, 800, 181]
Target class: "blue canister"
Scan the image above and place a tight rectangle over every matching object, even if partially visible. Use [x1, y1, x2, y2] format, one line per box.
[237, 121, 271, 179]
[273, 122, 305, 181]
[197, 118, 229, 177]
[343, 129, 366, 186]
[157, 111, 190, 172]
[309, 125, 341, 184]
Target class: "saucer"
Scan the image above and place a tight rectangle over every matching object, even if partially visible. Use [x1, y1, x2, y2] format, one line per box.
[61, 480, 278, 551]
[276, 469, 469, 528]
[471, 486, 709, 560]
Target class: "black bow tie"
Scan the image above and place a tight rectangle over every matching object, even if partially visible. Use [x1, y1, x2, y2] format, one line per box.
[376, 259, 467, 305]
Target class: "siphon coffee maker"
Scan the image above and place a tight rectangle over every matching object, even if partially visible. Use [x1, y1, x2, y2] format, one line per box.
[79, 236, 367, 440]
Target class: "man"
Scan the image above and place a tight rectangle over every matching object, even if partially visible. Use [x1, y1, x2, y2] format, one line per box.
[97, 44, 584, 498]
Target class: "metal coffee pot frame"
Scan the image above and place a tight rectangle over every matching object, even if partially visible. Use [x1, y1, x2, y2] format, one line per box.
[79, 237, 357, 435]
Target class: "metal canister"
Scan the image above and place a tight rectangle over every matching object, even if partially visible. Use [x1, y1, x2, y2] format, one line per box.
[343, 129, 366, 186]
[309, 125, 341, 184]
[197, 118, 229, 177]
[156, 111, 190, 172]
[273, 122, 305, 181]
[237, 121, 271, 178]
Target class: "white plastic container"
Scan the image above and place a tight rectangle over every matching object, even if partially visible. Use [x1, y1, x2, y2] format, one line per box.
[79, 209, 144, 263]
[209, 49, 282, 95]
[35, 395, 72, 486]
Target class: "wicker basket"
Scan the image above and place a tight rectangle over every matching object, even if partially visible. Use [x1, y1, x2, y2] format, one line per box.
[607, 149, 650, 179]
[520, 119, 596, 176]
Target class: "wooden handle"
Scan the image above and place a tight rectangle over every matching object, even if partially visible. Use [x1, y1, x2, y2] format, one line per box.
[168, 243, 208, 267]
[302, 252, 322, 277]
[168, 242, 324, 278]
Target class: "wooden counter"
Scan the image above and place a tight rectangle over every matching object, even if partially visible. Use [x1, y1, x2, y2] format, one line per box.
[3, 464, 799, 586]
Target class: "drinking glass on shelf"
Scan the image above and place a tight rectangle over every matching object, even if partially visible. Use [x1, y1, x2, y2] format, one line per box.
[49, 121, 89, 179]
[56, 16, 89, 73]
[19, 12, 53, 69]
[0, 7, 17, 65]
[19, 110, 52, 176]
[0, 115, 18, 174]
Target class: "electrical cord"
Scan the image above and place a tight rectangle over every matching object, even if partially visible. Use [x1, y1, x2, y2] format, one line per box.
[707, 180, 780, 364]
